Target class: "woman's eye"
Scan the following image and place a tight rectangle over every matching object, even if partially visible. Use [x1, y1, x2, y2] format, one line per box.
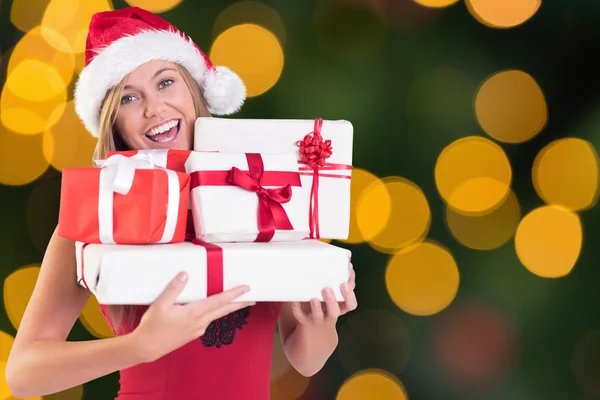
[159, 79, 174, 89]
[120, 95, 136, 104]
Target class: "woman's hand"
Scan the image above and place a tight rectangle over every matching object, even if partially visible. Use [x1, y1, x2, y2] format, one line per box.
[290, 263, 357, 327]
[131, 272, 254, 363]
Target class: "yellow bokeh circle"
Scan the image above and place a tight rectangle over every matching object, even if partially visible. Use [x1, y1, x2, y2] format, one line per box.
[446, 190, 520, 250]
[533, 138, 599, 211]
[515, 205, 582, 278]
[2, 26, 70, 135]
[337, 369, 409, 400]
[0, 332, 14, 362]
[386, 241, 459, 316]
[466, 0, 541, 28]
[6, 59, 67, 102]
[0, 124, 49, 186]
[361, 177, 431, 254]
[0, 362, 14, 398]
[125, 0, 182, 13]
[210, 23, 284, 97]
[3, 265, 41, 330]
[11, 0, 53, 33]
[79, 296, 114, 339]
[43, 100, 97, 170]
[0, 83, 67, 135]
[475, 70, 547, 143]
[412, 0, 460, 8]
[8, 26, 75, 88]
[74, 51, 86, 75]
[342, 168, 384, 244]
[41, 0, 113, 53]
[349, 169, 390, 244]
[435, 136, 512, 215]
[213, 1, 287, 46]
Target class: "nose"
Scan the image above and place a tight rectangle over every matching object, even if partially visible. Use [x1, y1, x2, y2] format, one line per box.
[143, 95, 167, 119]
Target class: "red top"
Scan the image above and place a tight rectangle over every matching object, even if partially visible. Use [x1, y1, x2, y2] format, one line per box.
[99, 302, 282, 400]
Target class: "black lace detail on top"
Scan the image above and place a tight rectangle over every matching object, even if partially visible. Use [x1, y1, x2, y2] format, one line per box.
[200, 306, 250, 348]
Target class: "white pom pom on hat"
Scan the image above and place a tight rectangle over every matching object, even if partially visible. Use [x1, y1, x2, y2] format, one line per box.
[73, 7, 246, 138]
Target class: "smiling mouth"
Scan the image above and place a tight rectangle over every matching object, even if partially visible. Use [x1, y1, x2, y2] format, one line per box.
[145, 119, 180, 143]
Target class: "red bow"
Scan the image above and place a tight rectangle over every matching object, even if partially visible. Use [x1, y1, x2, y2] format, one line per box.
[296, 118, 331, 239]
[227, 153, 294, 242]
[297, 118, 332, 168]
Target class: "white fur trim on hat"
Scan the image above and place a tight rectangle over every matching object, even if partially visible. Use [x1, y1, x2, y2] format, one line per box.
[202, 66, 247, 115]
[74, 29, 246, 138]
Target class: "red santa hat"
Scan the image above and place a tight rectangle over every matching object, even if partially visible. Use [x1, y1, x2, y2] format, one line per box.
[74, 7, 246, 138]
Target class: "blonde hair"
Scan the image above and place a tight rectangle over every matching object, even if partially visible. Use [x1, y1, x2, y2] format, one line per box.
[95, 63, 211, 331]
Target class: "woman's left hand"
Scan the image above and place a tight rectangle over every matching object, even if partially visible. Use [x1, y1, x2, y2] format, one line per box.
[291, 263, 357, 326]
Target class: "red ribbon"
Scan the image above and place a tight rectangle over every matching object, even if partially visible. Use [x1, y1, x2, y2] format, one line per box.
[193, 239, 224, 296]
[298, 162, 353, 179]
[79, 243, 91, 289]
[191, 170, 300, 187]
[228, 154, 294, 242]
[190, 154, 297, 242]
[296, 118, 334, 239]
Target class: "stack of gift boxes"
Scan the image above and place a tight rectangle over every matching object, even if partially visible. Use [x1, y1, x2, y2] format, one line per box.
[57, 117, 354, 305]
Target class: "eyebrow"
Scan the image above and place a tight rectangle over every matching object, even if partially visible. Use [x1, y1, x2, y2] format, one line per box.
[123, 68, 176, 90]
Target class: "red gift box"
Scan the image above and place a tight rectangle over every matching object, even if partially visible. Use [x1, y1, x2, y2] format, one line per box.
[106, 149, 195, 240]
[58, 154, 190, 244]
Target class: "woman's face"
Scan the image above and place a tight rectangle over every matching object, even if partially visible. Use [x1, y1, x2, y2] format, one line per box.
[114, 60, 196, 150]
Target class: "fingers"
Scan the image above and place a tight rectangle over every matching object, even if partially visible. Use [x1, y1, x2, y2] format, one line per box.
[155, 271, 189, 307]
[323, 288, 341, 321]
[291, 302, 309, 325]
[309, 298, 325, 323]
[339, 283, 358, 314]
[349, 266, 356, 290]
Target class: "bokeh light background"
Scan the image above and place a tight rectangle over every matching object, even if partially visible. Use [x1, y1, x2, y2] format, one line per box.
[1, 0, 600, 399]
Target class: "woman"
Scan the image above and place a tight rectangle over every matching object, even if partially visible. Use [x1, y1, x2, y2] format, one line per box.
[5, 7, 357, 399]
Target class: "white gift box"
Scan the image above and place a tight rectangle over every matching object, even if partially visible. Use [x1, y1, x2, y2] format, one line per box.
[194, 117, 353, 240]
[75, 240, 351, 304]
[185, 151, 311, 243]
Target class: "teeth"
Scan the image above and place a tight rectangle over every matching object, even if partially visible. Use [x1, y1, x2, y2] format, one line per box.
[147, 120, 178, 136]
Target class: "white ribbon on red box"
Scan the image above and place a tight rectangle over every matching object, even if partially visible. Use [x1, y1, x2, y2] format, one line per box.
[95, 153, 180, 244]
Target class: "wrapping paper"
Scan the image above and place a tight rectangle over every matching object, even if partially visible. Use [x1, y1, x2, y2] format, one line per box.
[194, 117, 353, 240]
[58, 154, 190, 244]
[76, 240, 351, 304]
[185, 151, 311, 242]
[106, 149, 195, 239]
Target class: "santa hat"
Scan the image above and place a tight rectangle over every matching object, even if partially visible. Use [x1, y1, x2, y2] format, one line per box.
[74, 7, 246, 138]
